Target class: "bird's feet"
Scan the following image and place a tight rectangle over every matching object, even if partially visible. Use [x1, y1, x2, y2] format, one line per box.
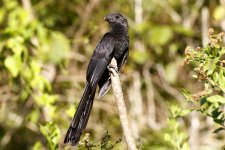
[108, 58, 118, 77]
[108, 65, 118, 76]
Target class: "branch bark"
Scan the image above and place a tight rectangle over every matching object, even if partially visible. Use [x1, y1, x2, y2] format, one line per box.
[109, 58, 136, 150]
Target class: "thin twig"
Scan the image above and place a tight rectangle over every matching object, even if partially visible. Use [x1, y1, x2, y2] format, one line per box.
[143, 64, 159, 129]
[109, 58, 136, 150]
[201, 7, 209, 46]
[188, 111, 200, 150]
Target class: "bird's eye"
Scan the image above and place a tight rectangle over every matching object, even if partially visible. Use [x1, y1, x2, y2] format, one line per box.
[115, 15, 120, 19]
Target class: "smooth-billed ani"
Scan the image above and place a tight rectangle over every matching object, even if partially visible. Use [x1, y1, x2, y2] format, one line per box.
[64, 13, 129, 146]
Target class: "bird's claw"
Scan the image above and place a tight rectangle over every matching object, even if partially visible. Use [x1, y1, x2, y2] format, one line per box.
[108, 64, 118, 76]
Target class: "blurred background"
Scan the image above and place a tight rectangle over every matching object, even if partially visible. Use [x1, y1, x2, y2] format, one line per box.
[0, 0, 225, 149]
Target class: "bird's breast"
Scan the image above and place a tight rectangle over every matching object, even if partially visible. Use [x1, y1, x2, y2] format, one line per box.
[113, 38, 128, 60]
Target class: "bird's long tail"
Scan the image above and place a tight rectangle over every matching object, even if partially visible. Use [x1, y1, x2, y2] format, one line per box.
[64, 83, 95, 146]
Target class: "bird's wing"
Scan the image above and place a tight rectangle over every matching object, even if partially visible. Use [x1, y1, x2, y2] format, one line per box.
[117, 47, 129, 71]
[98, 47, 129, 98]
[86, 33, 115, 88]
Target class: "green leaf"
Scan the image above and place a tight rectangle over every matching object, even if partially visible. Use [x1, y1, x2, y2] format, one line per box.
[30, 60, 41, 76]
[204, 58, 218, 75]
[7, 36, 25, 54]
[169, 104, 191, 118]
[150, 26, 173, 45]
[213, 6, 225, 21]
[39, 122, 60, 150]
[218, 69, 225, 92]
[213, 118, 224, 125]
[181, 142, 190, 150]
[26, 109, 40, 123]
[131, 50, 150, 64]
[32, 141, 44, 150]
[4, 0, 18, 10]
[207, 95, 225, 104]
[213, 72, 219, 82]
[219, 47, 225, 56]
[165, 60, 180, 84]
[213, 127, 225, 133]
[173, 25, 193, 36]
[4, 55, 22, 77]
[48, 32, 70, 63]
[34, 93, 57, 106]
[134, 22, 150, 34]
[211, 108, 223, 119]
[181, 89, 193, 102]
[164, 133, 173, 144]
[66, 105, 77, 118]
[30, 76, 46, 91]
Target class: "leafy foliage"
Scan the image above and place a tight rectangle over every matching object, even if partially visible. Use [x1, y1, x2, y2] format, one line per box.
[39, 122, 60, 150]
[183, 30, 225, 133]
[163, 105, 190, 150]
[76, 131, 122, 150]
[0, 0, 68, 149]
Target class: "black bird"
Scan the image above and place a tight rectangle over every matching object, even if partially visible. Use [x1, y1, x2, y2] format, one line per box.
[64, 13, 129, 146]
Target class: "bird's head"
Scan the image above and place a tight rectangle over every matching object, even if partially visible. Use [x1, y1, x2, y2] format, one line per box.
[104, 13, 128, 28]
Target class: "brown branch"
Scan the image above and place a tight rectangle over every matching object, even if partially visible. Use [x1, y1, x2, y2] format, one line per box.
[109, 58, 136, 150]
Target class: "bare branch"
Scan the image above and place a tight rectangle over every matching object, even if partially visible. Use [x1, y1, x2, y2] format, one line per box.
[201, 7, 209, 46]
[109, 58, 136, 150]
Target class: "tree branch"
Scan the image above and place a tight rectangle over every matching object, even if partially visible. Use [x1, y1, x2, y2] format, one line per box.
[108, 58, 136, 150]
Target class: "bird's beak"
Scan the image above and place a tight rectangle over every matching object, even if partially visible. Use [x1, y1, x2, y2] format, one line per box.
[104, 15, 110, 22]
